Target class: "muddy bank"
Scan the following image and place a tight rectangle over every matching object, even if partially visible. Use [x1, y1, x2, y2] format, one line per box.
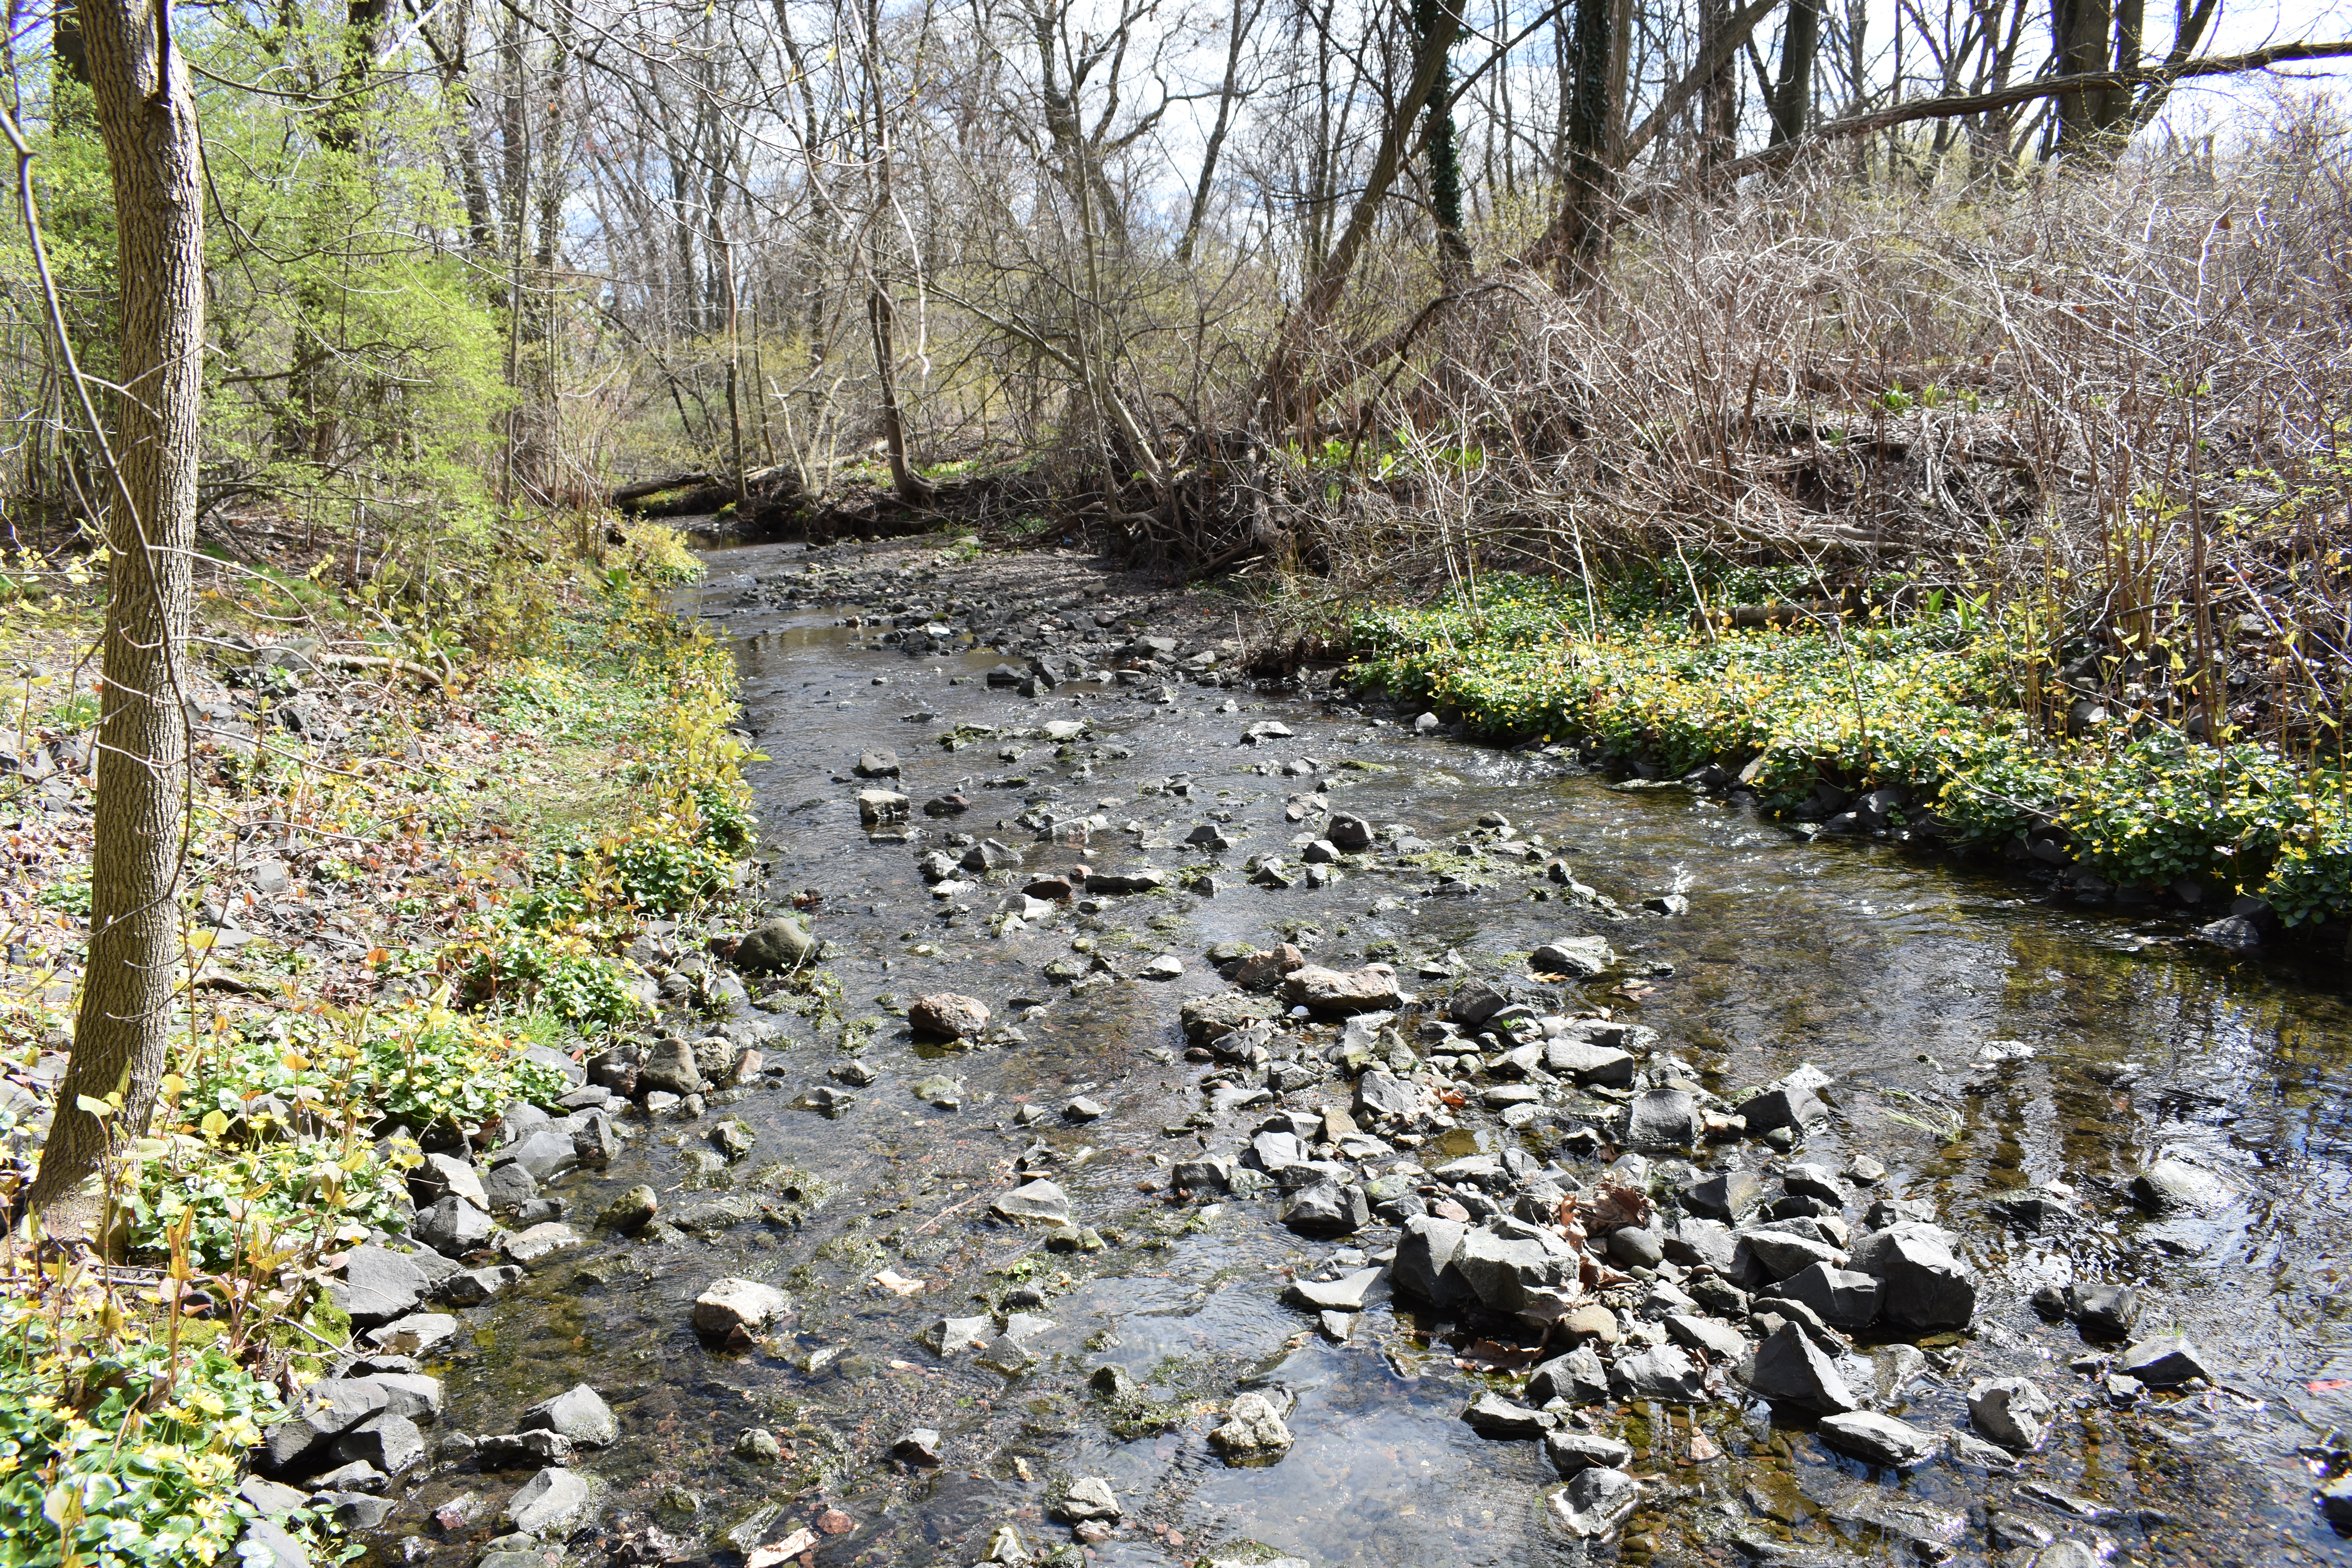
[344, 537, 2352, 1568]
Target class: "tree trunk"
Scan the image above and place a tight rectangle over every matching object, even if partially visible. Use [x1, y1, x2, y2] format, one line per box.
[1414, 0, 1470, 278]
[30, 0, 205, 1235]
[1768, 0, 1819, 147]
[1542, 0, 1614, 289]
[1697, 0, 1739, 181]
[2050, 0, 2110, 156]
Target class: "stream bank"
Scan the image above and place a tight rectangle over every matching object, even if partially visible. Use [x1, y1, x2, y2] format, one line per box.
[314, 534, 2352, 1568]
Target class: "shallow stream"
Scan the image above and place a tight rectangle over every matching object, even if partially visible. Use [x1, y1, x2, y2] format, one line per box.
[397, 541, 2352, 1568]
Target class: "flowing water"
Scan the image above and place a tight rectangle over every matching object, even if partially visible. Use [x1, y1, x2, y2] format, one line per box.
[393, 540, 2352, 1568]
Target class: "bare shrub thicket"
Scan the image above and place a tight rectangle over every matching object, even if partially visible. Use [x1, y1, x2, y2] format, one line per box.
[1250, 106, 2352, 753]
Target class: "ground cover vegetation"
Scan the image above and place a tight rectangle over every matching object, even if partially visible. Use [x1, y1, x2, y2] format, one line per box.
[2, 0, 2350, 1559]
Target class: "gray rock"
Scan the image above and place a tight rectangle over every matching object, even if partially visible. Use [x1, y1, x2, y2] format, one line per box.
[330, 1412, 423, 1477]
[1663, 1314, 1748, 1363]
[1282, 963, 1402, 1014]
[482, 1161, 539, 1211]
[1744, 1323, 1858, 1414]
[1544, 1430, 1633, 1475]
[506, 1466, 592, 1534]
[1777, 1262, 1882, 1329]
[1683, 1169, 1766, 1221]
[261, 1379, 389, 1475]
[1968, 1376, 2056, 1450]
[414, 1195, 494, 1254]
[1530, 937, 1615, 978]
[600, 1185, 659, 1234]
[922, 1316, 994, 1356]
[638, 1038, 704, 1096]
[1734, 1077, 1828, 1134]
[501, 1223, 580, 1269]
[1283, 1181, 1370, 1236]
[1544, 1040, 1636, 1084]
[735, 1427, 782, 1461]
[1054, 1476, 1122, 1521]
[1209, 1392, 1293, 1458]
[1461, 1390, 1550, 1439]
[1606, 1225, 1664, 1270]
[329, 1247, 428, 1327]
[895, 1428, 944, 1465]
[412, 1152, 488, 1209]
[2068, 1281, 2140, 1338]
[1283, 1267, 1383, 1312]
[519, 1385, 617, 1448]
[365, 1312, 458, 1357]
[1393, 1216, 1469, 1307]
[1740, 1229, 1847, 1281]
[240, 1477, 310, 1519]
[992, 1180, 1071, 1224]
[1609, 1344, 1706, 1402]
[2118, 1334, 2212, 1387]
[2129, 1157, 2233, 1213]
[497, 1129, 578, 1183]
[237, 1518, 310, 1568]
[1664, 1219, 1737, 1273]
[910, 992, 991, 1039]
[310, 1460, 388, 1494]
[1626, 1089, 1700, 1149]
[1453, 1226, 1574, 1313]
[1848, 1224, 1976, 1330]
[1817, 1410, 1939, 1468]
[1550, 1465, 1641, 1538]
[1352, 1069, 1423, 1122]
[1526, 1344, 1610, 1405]
[354, 1372, 441, 1423]
[692, 1277, 791, 1336]
[437, 1266, 523, 1307]
[571, 1114, 620, 1168]
[853, 750, 900, 777]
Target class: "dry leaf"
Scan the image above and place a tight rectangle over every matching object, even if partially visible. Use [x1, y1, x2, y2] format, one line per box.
[872, 1269, 926, 1296]
[744, 1528, 819, 1568]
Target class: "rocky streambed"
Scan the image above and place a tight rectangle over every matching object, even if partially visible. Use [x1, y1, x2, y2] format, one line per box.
[287, 539, 2352, 1568]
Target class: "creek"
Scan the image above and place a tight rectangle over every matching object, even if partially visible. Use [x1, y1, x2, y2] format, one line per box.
[394, 539, 2352, 1568]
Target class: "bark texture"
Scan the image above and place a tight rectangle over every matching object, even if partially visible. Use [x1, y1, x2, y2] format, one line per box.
[30, 0, 206, 1230]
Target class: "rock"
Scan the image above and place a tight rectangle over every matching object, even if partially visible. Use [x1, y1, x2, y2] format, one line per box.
[1544, 1040, 1636, 1083]
[330, 1246, 428, 1327]
[993, 1180, 1072, 1224]
[1352, 1069, 1423, 1123]
[1282, 963, 1401, 1014]
[1744, 1323, 1858, 1414]
[638, 1038, 704, 1096]
[1461, 1390, 1550, 1439]
[501, 1224, 581, 1269]
[330, 1412, 423, 1477]
[1544, 1430, 1633, 1475]
[1740, 1229, 1847, 1281]
[366, 1313, 458, 1356]
[853, 750, 899, 777]
[483, 1162, 538, 1211]
[601, 1185, 659, 1234]
[1817, 1411, 1939, 1468]
[735, 916, 817, 974]
[1527, 1345, 1611, 1406]
[506, 1467, 592, 1534]
[1664, 1218, 1737, 1273]
[923, 1316, 994, 1356]
[1180, 993, 1278, 1042]
[1209, 1392, 1293, 1459]
[1137, 954, 1185, 981]
[1170, 1157, 1234, 1194]
[519, 1385, 617, 1448]
[1968, 1376, 2056, 1450]
[238, 1518, 310, 1568]
[261, 1379, 392, 1475]
[1606, 1225, 1664, 1270]
[1054, 1477, 1122, 1521]
[1453, 1227, 1575, 1313]
[895, 1428, 944, 1465]
[352, 1372, 440, 1422]
[1283, 1268, 1383, 1312]
[2069, 1281, 2140, 1338]
[1283, 1181, 1370, 1236]
[1848, 1224, 1976, 1330]
[1626, 1089, 1700, 1149]
[1549, 1465, 1641, 1538]
[1530, 937, 1615, 978]
[909, 993, 990, 1039]
[1734, 1077, 1828, 1134]
[2129, 1157, 2233, 1212]
[1663, 1314, 1748, 1363]
[1326, 813, 1373, 850]
[1063, 1096, 1106, 1121]
[1609, 1344, 1706, 1402]
[1777, 1262, 1882, 1330]
[692, 1278, 791, 1336]
[733, 1426, 783, 1462]
[437, 1266, 523, 1307]
[1684, 1169, 1766, 1221]
[571, 1113, 621, 1167]
[1392, 1216, 1469, 1307]
[2118, 1334, 2212, 1387]
[412, 1152, 489, 1209]
[857, 789, 909, 824]
[240, 1477, 310, 1519]
[1085, 867, 1166, 894]
[414, 1195, 494, 1254]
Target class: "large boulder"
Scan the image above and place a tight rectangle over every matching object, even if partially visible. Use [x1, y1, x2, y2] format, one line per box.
[1283, 1181, 1370, 1236]
[637, 1038, 704, 1096]
[328, 1248, 428, 1328]
[1181, 993, 1279, 1042]
[1777, 1262, 1881, 1330]
[519, 1385, 618, 1448]
[1526, 1344, 1611, 1406]
[1735, 1075, 1828, 1134]
[1625, 1089, 1700, 1149]
[1452, 1226, 1575, 1313]
[1848, 1223, 1976, 1330]
[1609, 1345, 1705, 1402]
[1744, 1323, 1858, 1414]
[1967, 1377, 2055, 1451]
[1392, 1216, 1470, 1307]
